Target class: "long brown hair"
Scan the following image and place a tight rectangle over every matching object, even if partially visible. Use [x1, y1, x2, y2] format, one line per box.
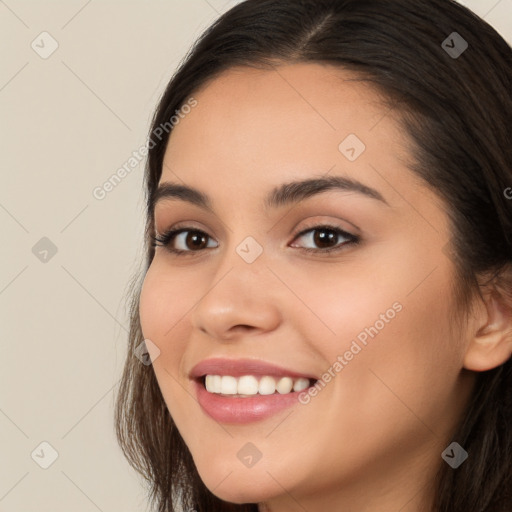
[114, 1, 512, 510]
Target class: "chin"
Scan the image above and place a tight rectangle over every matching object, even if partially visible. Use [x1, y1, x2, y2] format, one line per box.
[197, 465, 280, 504]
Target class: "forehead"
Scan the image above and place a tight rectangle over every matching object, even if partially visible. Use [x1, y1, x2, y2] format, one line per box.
[193, 62, 383, 109]
[161, 62, 412, 200]
[167, 63, 391, 147]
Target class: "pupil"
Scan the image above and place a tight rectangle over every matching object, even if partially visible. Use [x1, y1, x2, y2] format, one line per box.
[314, 229, 337, 248]
[187, 231, 207, 249]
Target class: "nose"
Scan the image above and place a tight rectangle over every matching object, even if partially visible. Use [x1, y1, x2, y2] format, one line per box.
[190, 255, 283, 342]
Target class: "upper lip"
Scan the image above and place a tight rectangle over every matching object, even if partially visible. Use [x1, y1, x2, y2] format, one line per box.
[189, 358, 318, 380]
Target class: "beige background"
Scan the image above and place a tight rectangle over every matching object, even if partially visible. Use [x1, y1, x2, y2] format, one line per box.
[1, 1, 510, 511]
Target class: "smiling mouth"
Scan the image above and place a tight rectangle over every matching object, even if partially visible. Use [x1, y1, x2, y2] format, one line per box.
[198, 374, 318, 397]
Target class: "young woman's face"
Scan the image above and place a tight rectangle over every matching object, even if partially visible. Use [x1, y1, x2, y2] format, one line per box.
[139, 63, 476, 510]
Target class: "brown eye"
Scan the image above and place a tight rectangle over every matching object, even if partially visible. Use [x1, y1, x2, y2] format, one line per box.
[184, 231, 209, 250]
[152, 228, 218, 254]
[290, 225, 358, 253]
[313, 229, 339, 248]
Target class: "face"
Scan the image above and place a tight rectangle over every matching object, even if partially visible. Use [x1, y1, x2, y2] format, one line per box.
[139, 63, 476, 511]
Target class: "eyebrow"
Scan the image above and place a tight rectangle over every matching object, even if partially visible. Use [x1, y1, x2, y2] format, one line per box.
[150, 175, 388, 213]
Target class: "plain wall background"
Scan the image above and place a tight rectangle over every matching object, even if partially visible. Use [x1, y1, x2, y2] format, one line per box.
[1, 1, 511, 510]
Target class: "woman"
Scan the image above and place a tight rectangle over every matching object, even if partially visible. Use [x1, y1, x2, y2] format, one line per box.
[115, 0, 512, 510]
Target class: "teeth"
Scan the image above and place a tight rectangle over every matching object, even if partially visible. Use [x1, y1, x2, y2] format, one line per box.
[205, 375, 222, 393]
[258, 376, 276, 395]
[220, 375, 238, 395]
[293, 377, 309, 392]
[238, 375, 259, 395]
[276, 377, 293, 394]
[204, 375, 313, 396]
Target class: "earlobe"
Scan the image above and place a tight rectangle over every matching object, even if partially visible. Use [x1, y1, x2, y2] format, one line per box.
[463, 290, 512, 372]
[464, 332, 512, 371]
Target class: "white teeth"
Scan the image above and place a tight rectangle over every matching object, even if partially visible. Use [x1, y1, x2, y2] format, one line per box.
[205, 375, 222, 393]
[258, 376, 276, 395]
[293, 377, 309, 392]
[238, 375, 259, 395]
[276, 377, 293, 394]
[212, 375, 222, 393]
[205, 375, 214, 392]
[220, 375, 238, 394]
[203, 375, 313, 396]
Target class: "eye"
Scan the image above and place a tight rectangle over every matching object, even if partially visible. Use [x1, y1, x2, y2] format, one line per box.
[151, 228, 218, 255]
[290, 225, 359, 253]
[151, 224, 359, 256]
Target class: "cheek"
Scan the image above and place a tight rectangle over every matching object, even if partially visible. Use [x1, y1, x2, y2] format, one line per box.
[138, 261, 196, 419]
[278, 255, 409, 359]
[138, 260, 198, 385]
[289, 251, 461, 422]
[331, 268, 459, 427]
[139, 259, 196, 340]
[139, 267, 167, 342]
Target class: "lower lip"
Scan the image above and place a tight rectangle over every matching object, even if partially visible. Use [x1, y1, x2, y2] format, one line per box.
[194, 379, 307, 424]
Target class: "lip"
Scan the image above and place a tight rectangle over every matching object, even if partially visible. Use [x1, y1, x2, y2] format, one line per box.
[189, 357, 318, 380]
[189, 357, 318, 424]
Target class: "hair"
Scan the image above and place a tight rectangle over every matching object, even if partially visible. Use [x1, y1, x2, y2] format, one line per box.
[114, 0, 512, 510]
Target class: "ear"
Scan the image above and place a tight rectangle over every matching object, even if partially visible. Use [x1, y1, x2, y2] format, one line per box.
[463, 280, 512, 372]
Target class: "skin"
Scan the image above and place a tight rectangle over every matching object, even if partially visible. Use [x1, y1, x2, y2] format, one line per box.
[138, 63, 509, 511]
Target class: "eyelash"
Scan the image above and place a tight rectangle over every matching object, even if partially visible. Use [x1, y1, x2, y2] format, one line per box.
[151, 224, 360, 257]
